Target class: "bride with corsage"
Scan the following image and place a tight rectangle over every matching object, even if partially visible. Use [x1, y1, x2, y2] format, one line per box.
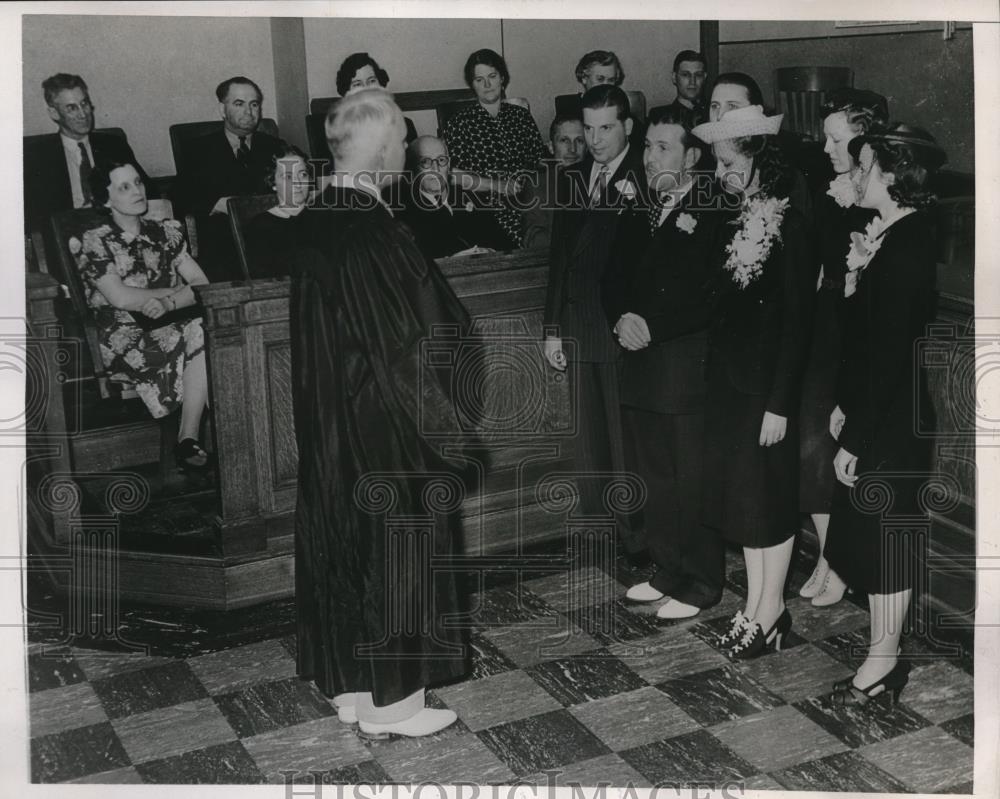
[692, 104, 815, 661]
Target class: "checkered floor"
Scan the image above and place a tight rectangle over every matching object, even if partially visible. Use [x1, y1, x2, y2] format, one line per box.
[27, 547, 974, 790]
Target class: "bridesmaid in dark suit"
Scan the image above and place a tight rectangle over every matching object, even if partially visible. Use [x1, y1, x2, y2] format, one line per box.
[692, 105, 815, 659]
[824, 125, 946, 706]
[798, 89, 889, 608]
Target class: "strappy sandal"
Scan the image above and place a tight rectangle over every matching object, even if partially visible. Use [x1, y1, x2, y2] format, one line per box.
[175, 438, 211, 471]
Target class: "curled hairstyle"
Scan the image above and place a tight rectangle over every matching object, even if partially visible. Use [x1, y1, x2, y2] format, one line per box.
[88, 159, 142, 208]
[336, 52, 390, 97]
[820, 89, 889, 135]
[463, 49, 510, 91]
[730, 135, 792, 200]
[265, 144, 309, 192]
[325, 88, 403, 164]
[849, 125, 944, 210]
[581, 84, 630, 122]
[710, 72, 764, 106]
[216, 76, 263, 103]
[672, 50, 706, 73]
[42, 73, 89, 106]
[574, 50, 625, 85]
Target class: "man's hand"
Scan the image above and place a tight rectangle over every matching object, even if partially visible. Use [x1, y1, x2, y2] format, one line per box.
[759, 411, 787, 447]
[829, 405, 846, 440]
[543, 336, 567, 371]
[614, 313, 650, 351]
[833, 446, 858, 486]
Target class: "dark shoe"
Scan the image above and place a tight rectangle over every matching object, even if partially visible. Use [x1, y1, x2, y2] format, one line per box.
[175, 438, 210, 471]
[718, 610, 751, 648]
[831, 661, 910, 707]
[623, 549, 653, 569]
[727, 609, 792, 661]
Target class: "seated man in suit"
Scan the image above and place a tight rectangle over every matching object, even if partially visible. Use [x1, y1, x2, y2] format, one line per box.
[397, 135, 508, 258]
[24, 73, 155, 231]
[602, 104, 728, 619]
[663, 50, 708, 124]
[522, 115, 586, 249]
[176, 76, 285, 281]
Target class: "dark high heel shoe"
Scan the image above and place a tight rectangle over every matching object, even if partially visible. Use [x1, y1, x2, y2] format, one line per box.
[833, 649, 904, 692]
[175, 438, 211, 472]
[727, 609, 792, 661]
[718, 611, 751, 648]
[831, 661, 910, 707]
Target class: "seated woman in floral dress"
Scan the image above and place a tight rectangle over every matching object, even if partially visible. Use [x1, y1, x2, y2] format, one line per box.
[76, 160, 212, 470]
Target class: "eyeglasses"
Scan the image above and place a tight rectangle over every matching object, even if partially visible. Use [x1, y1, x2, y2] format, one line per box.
[418, 156, 450, 169]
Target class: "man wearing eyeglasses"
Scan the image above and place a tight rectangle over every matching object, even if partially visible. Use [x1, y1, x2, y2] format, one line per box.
[24, 73, 155, 231]
[397, 135, 507, 258]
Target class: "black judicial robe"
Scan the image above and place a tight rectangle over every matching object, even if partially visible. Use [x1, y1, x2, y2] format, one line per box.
[290, 185, 472, 706]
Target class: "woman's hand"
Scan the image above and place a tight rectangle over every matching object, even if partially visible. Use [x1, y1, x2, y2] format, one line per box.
[759, 411, 787, 447]
[833, 446, 859, 487]
[140, 296, 168, 319]
[829, 405, 846, 440]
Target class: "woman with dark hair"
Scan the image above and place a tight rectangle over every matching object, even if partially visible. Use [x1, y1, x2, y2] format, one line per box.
[243, 144, 313, 277]
[443, 48, 547, 248]
[798, 89, 889, 608]
[707, 72, 764, 121]
[334, 53, 417, 142]
[824, 125, 946, 706]
[692, 105, 815, 660]
[76, 160, 211, 470]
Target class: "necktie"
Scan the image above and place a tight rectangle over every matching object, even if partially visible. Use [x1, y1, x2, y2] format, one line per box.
[647, 193, 668, 236]
[237, 136, 251, 167]
[78, 142, 92, 205]
[589, 164, 609, 208]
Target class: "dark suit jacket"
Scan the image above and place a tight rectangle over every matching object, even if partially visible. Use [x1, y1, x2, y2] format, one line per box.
[395, 180, 509, 259]
[23, 131, 155, 231]
[177, 129, 284, 217]
[544, 145, 646, 363]
[708, 205, 816, 417]
[603, 185, 731, 414]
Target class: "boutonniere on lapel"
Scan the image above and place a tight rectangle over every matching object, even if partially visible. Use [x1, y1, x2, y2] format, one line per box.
[613, 179, 638, 214]
[675, 212, 697, 234]
[843, 217, 885, 297]
[724, 196, 789, 289]
[464, 200, 475, 213]
[826, 173, 857, 208]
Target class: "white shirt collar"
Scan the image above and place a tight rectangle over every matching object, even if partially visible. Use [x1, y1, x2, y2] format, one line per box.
[656, 176, 695, 226]
[590, 144, 630, 191]
[61, 132, 91, 156]
[419, 188, 451, 211]
[224, 128, 252, 154]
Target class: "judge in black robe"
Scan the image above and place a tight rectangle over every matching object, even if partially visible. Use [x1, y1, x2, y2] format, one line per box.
[290, 90, 471, 736]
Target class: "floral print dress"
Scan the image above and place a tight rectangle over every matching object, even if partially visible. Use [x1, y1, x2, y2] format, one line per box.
[75, 218, 205, 419]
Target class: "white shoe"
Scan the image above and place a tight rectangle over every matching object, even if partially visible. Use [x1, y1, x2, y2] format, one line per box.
[799, 561, 829, 598]
[656, 599, 701, 620]
[811, 570, 847, 607]
[335, 704, 357, 725]
[358, 708, 458, 740]
[625, 581, 666, 603]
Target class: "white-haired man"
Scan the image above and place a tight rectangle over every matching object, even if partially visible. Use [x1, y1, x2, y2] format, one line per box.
[290, 89, 471, 739]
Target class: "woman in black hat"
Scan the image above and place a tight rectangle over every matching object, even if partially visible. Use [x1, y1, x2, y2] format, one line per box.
[798, 89, 889, 609]
[824, 124, 946, 706]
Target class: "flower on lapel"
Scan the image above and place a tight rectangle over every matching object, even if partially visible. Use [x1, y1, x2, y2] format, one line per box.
[464, 200, 475, 213]
[843, 217, 885, 297]
[676, 213, 697, 234]
[827, 173, 856, 208]
[614, 179, 637, 201]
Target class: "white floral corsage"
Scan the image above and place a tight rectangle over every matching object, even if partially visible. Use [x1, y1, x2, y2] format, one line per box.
[614, 179, 637, 201]
[843, 217, 885, 297]
[464, 200, 475, 213]
[724, 196, 789, 289]
[826, 173, 856, 208]
[676, 213, 697, 234]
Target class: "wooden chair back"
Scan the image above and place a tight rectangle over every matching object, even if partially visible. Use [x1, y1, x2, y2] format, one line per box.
[625, 90, 647, 123]
[226, 194, 279, 281]
[774, 67, 854, 141]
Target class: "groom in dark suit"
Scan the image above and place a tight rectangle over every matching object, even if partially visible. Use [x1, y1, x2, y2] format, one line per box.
[602, 104, 728, 619]
[544, 84, 646, 560]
